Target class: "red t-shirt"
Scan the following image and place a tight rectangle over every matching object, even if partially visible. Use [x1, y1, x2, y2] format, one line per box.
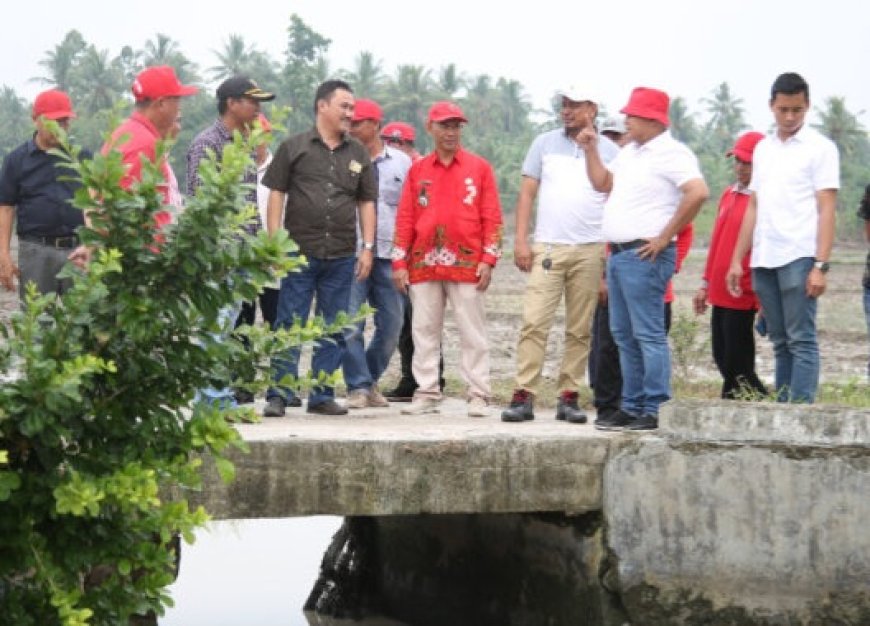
[664, 222, 693, 304]
[703, 185, 758, 310]
[102, 111, 173, 231]
[392, 148, 502, 284]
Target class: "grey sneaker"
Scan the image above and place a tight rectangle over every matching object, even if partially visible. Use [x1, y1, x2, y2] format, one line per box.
[263, 396, 286, 417]
[401, 398, 441, 415]
[368, 386, 390, 407]
[346, 389, 370, 409]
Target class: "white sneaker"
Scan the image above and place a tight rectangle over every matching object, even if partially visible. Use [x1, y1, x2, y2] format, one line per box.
[346, 389, 370, 409]
[368, 386, 390, 408]
[401, 398, 441, 415]
[467, 397, 489, 417]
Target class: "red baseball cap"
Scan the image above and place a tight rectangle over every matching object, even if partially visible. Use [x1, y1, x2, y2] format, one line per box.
[352, 98, 383, 122]
[381, 121, 416, 142]
[428, 101, 467, 123]
[132, 66, 198, 102]
[727, 131, 765, 162]
[620, 87, 670, 127]
[32, 89, 75, 120]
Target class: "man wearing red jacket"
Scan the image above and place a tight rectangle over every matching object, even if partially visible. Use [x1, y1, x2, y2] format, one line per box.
[391, 101, 503, 417]
[694, 131, 767, 398]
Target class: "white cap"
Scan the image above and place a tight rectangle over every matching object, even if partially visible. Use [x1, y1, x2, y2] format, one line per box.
[555, 85, 598, 104]
[600, 116, 626, 134]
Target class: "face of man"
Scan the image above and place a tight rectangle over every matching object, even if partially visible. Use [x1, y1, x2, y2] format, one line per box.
[624, 115, 664, 145]
[770, 92, 808, 140]
[428, 119, 463, 155]
[349, 118, 379, 145]
[317, 88, 355, 135]
[734, 158, 753, 188]
[560, 97, 597, 136]
[33, 116, 70, 150]
[154, 97, 182, 138]
[602, 130, 627, 147]
[228, 96, 261, 130]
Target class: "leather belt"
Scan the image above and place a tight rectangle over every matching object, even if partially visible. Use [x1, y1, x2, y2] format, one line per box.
[609, 239, 648, 253]
[19, 234, 80, 249]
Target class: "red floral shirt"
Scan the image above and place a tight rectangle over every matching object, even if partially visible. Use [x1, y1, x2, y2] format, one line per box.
[392, 148, 502, 284]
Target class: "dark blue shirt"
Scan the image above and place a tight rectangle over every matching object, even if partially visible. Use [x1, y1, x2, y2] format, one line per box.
[0, 137, 87, 237]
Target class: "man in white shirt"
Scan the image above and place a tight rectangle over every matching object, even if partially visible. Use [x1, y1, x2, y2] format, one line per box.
[502, 86, 619, 424]
[578, 87, 709, 430]
[727, 72, 839, 403]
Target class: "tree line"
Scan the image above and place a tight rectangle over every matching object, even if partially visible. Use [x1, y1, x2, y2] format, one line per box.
[1, 13, 867, 239]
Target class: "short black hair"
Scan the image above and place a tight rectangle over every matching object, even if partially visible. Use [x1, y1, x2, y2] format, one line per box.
[770, 72, 809, 103]
[314, 79, 352, 116]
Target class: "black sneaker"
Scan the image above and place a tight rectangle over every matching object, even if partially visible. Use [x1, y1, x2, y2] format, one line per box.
[263, 396, 286, 417]
[556, 390, 587, 423]
[384, 381, 417, 402]
[233, 388, 255, 404]
[307, 399, 349, 415]
[626, 414, 658, 431]
[501, 389, 535, 422]
[287, 396, 302, 408]
[594, 409, 637, 431]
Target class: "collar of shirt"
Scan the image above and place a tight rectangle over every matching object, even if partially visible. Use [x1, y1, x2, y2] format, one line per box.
[425, 147, 467, 169]
[309, 127, 350, 150]
[732, 182, 751, 195]
[257, 150, 273, 174]
[214, 119, 233, 142]
[634, 129, 672, 154]
[772, 123, 810, 146]
[129, 110, 161, 142]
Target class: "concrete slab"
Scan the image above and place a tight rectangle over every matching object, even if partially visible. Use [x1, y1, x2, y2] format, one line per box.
[187, 398, 614, 520]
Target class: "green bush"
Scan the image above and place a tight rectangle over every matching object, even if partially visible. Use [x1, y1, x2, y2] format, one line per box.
[0, 124, 306, 624]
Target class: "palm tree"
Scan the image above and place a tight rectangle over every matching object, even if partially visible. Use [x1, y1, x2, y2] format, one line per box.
[701, 82, 747, 153]
[813, 96, 866, 157]
[669, 96, 699, 147]
[340, 51, 385, 99]
[32, 30, 87, 90]
[384, 65, 434, 138]
[436, 63, 463, 99]
[0, 87, 32, 159]
[71, 46, 126, 115]
[139, 33, 200, 84]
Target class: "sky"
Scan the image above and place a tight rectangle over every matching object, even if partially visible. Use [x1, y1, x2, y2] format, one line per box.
[4, 0, 868, 131]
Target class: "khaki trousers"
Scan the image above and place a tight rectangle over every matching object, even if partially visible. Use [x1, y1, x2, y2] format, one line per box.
[514, 242, 604, 395]
[409, 281, 490, 401]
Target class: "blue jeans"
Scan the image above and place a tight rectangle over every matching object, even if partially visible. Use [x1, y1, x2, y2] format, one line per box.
[342, 258, 404, 391]
[268, 255, 355, 407]
[752, 257, 818, 403]
[607, 245, 676, 417]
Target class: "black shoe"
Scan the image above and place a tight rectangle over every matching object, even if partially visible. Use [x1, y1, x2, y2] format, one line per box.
[307, 399, 349, 415]
[626, 414, 658, 431]
[384, 381, 417, 402]
[556, 390, 587, 423]
[263, 396, 286, 417]
[501, 389, 535, 422]
[287, 396, 302, 408]
[594, 409, 637, 431]
[233, 388, 255, 404]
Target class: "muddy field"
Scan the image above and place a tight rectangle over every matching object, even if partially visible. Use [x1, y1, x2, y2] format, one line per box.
[2, 238, 867, 404]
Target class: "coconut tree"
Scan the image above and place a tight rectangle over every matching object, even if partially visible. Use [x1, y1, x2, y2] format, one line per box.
[139, 33, 200, 84]
[70, 46, 126, 115]
[340, 51, 386, 99]
[32, 30, 87, 91]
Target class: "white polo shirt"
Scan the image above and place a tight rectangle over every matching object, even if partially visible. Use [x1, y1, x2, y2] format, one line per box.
[749, 125, 839, 268]
[522, 128, 619, 244]
[602, 131, 703, 243]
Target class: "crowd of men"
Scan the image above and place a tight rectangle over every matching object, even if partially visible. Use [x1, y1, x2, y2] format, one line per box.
[2, 67, 861, 429]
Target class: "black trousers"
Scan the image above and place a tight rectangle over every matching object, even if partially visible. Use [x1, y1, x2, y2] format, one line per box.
[589, 303, 622, 413]
[711, 305, 767, 399]
[235, 287, 280, 330]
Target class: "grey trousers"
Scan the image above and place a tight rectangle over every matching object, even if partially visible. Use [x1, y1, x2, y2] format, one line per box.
[17, 239, 74, 303]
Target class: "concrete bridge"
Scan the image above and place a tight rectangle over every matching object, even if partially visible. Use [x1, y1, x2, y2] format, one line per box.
[185, 399, 870, 626]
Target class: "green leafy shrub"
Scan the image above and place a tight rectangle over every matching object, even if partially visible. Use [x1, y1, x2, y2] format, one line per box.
[0, 124, 309, 624]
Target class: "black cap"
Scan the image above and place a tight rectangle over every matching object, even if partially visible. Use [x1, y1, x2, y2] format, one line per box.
[216, 76, 275, 102]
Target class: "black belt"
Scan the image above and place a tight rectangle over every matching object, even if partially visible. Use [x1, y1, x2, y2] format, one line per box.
[609, 239, 648, 253]
[19, 234, 80, 249]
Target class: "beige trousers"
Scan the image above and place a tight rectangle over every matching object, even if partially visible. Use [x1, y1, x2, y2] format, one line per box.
[409, 281, 490, 401]
[514, 242, 605, 395]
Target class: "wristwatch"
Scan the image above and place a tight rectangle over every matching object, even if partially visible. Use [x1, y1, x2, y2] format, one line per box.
[362, 241, 375, 251]
[813, 259, 829, 273]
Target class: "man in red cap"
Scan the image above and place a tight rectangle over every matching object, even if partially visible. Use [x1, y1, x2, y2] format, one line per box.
[579, 86, 709, 430]
[693, 131, 768, 399]
[341, 99, 412, 409]
[381, 122, 421, 162]
[0, 89, 88, 302]
[68, 66, 198, 269]
[727, 72, 839, 404]
[392, 101, 503, 417]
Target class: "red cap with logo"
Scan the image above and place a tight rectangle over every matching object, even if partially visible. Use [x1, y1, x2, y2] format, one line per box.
[352, 99, 383, 122]
[620, 87, 670, 127]
[132, 66, 198, 102]
[381, 121, 416, 142]
[32, 89, 75, 120]
[428, 101, 467, 123]
[727, 131, 765, 162]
